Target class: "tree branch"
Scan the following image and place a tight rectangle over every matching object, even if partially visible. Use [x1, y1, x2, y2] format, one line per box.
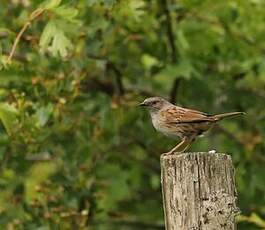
[160, 0, 183, 104]
[82, 76, 155, 98]
[161, 0, 177, 63]
[82, 77, 115, 96]
[87, 54, 125, 96]
[169, 78, 181, 103]
[106, 61, 125, 96]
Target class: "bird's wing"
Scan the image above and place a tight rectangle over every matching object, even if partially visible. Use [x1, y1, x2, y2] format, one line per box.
[160, 106, 214, 124]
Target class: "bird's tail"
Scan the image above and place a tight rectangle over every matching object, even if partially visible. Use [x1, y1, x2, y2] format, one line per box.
[213, 112, 245, 121]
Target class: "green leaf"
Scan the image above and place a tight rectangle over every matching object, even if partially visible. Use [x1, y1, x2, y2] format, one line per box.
[116, 0, 145, 22]
[36, 103, 54, 127]
[39, 20, 73, 57]
[129, 0, 145, 21]
[155, 61, 195, 81]
[51, 5, 80, 23]
[51, 28, 72, 57]
[41, 0, 62, 9]
[176, 30, 190, 51]
[141, 54, 160, 70]
[25, 162, 57, 202]
[0, 103, 18, 135]
[39, 21, 57, 49]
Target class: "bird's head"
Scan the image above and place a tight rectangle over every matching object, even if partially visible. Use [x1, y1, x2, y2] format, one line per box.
[139, 97, 171, 112]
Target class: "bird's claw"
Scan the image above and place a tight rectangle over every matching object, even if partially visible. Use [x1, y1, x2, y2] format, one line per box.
[163, 151, 182, 155]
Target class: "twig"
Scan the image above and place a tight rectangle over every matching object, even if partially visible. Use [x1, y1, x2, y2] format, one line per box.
[2, 50, 28, 63]
[7, 8, 44, 63]
[82, 76, 155, 97]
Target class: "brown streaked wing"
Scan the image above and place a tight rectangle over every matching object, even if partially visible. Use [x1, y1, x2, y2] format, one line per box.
[160, 106, 214, 124]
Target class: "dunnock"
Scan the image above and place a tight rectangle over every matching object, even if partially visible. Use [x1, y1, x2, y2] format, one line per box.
[140, 97, 244, 154]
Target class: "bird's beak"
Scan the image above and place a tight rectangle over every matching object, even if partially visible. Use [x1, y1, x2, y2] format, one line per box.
[139, 101, 146, 107]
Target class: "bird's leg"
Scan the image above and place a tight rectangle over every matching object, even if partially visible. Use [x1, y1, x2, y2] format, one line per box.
[164, 139, 190, 155]
[178, 138, 197, 153]
[179, 137, 197, 153]
[179, 141, 191, 153]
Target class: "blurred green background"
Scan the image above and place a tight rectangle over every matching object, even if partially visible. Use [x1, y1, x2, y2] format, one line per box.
[0, 0, 265, 229]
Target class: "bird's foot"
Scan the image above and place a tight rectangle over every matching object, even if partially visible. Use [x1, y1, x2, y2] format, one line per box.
[163, 151, 173, 156]
[163, 150, 182, 155]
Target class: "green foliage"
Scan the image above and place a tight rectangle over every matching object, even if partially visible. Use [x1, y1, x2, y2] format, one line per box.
[0, 0, 265, 229]
[40, 20, 73, 57]
[0, 103, 18, 135]
[39, 0, 80, 57]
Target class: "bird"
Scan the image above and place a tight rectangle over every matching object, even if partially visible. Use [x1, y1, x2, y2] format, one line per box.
[139, 97, 245, 155]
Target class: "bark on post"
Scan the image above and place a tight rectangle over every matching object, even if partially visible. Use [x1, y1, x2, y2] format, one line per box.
[160, 152, 240, 230]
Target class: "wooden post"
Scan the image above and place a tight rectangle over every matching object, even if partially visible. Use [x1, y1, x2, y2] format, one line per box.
[160, 152, 240, 230]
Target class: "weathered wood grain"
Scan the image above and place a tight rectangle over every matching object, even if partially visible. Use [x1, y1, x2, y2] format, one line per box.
[161, 152, 240, 230]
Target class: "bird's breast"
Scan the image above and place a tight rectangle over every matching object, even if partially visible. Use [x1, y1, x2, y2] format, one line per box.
[151, 114, 181, 138]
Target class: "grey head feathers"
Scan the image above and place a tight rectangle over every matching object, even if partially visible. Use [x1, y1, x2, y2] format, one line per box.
[139, 97, 172, 113]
